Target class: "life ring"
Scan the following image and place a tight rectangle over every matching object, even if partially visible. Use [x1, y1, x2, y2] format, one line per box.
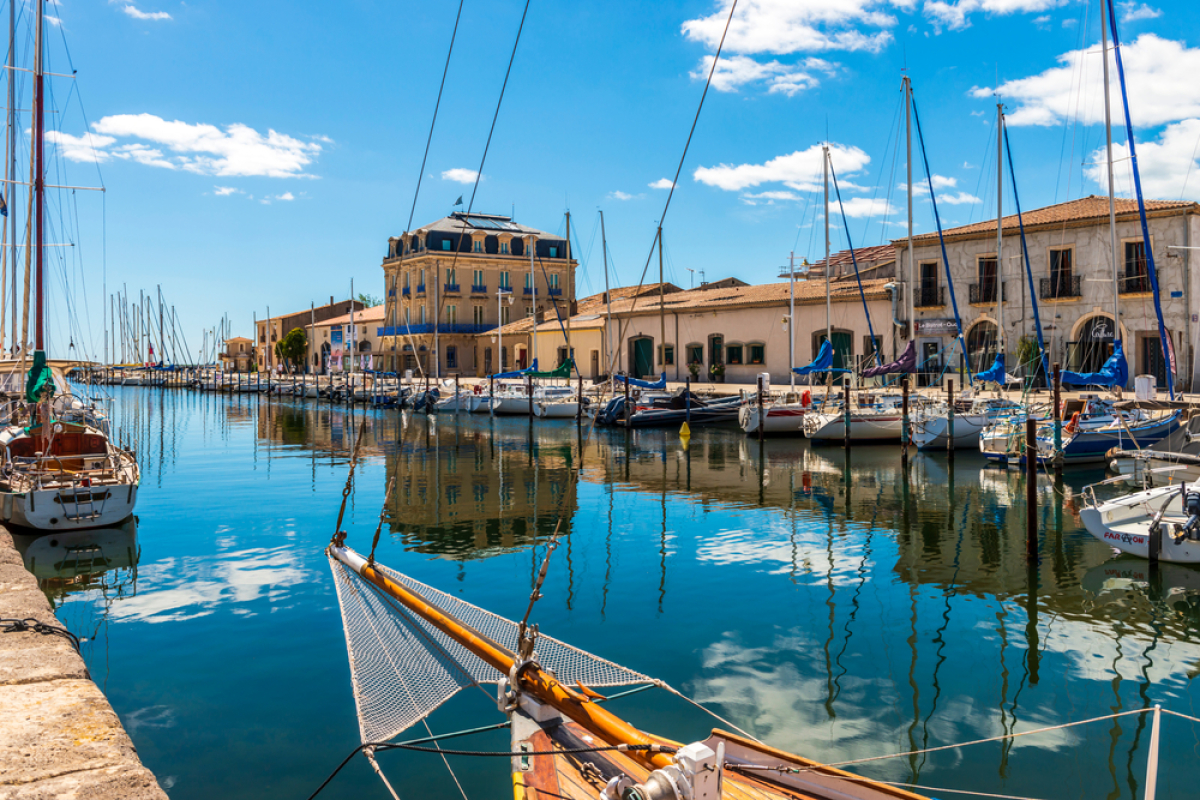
[801, 390, 811, 407]
[1065, 411, 1081, 434]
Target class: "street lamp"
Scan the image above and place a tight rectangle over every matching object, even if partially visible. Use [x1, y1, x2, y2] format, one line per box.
[495, 288, 514, 373]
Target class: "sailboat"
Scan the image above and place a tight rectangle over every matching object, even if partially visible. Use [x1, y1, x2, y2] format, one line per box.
[327, 539, 930, 800]
[0, 0, 139, 531]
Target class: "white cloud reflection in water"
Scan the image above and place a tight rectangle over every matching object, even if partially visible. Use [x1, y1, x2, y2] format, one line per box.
[111, 545, 311, 624]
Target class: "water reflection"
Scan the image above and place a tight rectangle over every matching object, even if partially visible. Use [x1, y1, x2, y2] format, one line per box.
[44, 388, 1200, 800]
[12, 518, 140, 607]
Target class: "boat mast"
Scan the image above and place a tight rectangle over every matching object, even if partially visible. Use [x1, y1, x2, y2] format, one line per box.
[789, 250, 795, 390]
[1100, 1, 1120, 347]
[529, 231, 536, 369]
[7, 0, 13, 357]
[904, 75, 914, 344]
[823, 144, 831, 384]
[33, 0, 43, 354]
[657, 225, 664, 379]
[565, 210, 572, 376]
[600, 210, 611, 375]
[995, 101, 1004, 364]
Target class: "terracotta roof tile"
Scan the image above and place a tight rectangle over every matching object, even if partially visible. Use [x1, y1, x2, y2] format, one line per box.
[901, 195, 1199, 244]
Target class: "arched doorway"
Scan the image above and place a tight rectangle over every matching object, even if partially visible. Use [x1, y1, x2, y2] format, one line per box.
[1068, 314, 1119, 376]
[966, 320, 998, 375]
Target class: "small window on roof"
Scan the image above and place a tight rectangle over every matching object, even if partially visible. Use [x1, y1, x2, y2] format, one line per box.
[442, 239, 452, 251]
[549, 246, 558, 258]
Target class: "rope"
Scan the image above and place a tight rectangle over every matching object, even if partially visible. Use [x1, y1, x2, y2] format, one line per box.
[652, 679, 761, 742]
[305, 741, 677, 800]
[0, 617, 81, 653]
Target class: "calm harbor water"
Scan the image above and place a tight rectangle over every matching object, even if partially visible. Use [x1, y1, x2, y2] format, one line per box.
[13, 386, 1200, 799]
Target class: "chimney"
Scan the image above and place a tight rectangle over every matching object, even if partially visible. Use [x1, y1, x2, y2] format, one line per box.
[330, 295, 334, 306]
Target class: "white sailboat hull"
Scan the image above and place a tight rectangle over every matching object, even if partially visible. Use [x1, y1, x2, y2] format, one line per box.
[533, 401, 579, 418]
[803, 412, 903, 442]
[1080, 484, 1200, 563]
[912, 413, 988, 450]
[739, 405, 807, 436]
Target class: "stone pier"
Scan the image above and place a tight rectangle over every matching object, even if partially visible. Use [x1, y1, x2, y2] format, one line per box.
[0, 530, 166, 799]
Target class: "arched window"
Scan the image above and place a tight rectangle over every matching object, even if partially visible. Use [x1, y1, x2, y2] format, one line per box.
[966, 320, 998, 375]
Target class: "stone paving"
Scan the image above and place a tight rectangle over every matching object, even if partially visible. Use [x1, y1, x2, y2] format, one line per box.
[0, 529, 166, 800]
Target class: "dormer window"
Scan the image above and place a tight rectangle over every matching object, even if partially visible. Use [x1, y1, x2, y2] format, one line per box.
[473, 241, 482, 253]
[501, 242, 509, 254]
[549, 246, 558, 258]
[442, 239, 452, 251]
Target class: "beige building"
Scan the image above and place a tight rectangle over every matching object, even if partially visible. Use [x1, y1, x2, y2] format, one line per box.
[896, 195, 1200, 390]
[379, 212, 578, 377]
[219, 337, 254, 372]
[305, 305, 385, 374]
[478, 275, 902, 386]
[255, 297, 365, 374]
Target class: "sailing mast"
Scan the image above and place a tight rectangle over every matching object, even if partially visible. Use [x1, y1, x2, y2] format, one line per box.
[904, 75, 914, 345]
[7, 0, 13, 357]
[565, 210, 571, 376]
[789, 250, 795, 390]
[657, 225, 665, 380]
[1100, 2, 1121, 357]
[33, 0, 43, 355]
[995, 101, 1004, 373]
[823, 144, 831, 390]
[600, 210, 611, 376]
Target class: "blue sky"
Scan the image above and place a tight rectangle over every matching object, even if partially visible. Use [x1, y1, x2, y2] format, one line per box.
[22, 0, 1200, 360]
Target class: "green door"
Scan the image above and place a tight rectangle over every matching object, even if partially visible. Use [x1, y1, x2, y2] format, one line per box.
[817, 332, 852, 372]
[632, 338, 654, 378]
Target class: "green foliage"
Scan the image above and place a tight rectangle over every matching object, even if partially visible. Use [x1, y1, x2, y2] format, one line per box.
[275, 328, 307, 373]
[1015, 334, 1041, 370]
[357, 292, 383, 307]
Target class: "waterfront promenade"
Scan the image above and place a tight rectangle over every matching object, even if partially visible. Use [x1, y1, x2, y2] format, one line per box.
[0, 528, 166, 799]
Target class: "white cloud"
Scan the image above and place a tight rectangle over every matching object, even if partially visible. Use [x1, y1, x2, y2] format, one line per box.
[977, 34, 1200, 128]
[693, 54, 831, 96]
[940, 191, 982, 204]
[901, 174, 982, 204]
[744, 190, 801, 200]
[275, 192, 295, 201]
[441, 168, 479, 184]
[1084, 119, 1200, 201]
[693, 142, 871, 193]
[66, 114, 326, 177]
[681, 0, 898, 56]
[45, 14, 62, 26]
[1033, 13, 1051, 27]
[43, 130, 115, 162]
[122, 4, 171, 20]
[608, 190, 636, 201]
[213, 186, 242, 196]
[923, 0, 1063, 31]
[1119, 1, 1161, 22]
[649, 178, 675, 190]
[930, 174, 957, 189]
[833, 196, 896, 218]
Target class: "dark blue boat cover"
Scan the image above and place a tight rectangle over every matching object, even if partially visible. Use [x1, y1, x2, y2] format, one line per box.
[490, 359, 538, 379]
[1061, 340, 1128, 387]
[614, 372, 667, 389]
[975, 352, 1006, 384]
[793, 340, 850, 376]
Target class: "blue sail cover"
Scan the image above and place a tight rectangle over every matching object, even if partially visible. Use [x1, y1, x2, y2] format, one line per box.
[490, 359, 538, 379]
[975, 352, 1006, 384]
[861, 340, 916, 378]
[1061, 340, 1128, 387]
[614, 372, 667, 389]
[793, 340, 850, 376]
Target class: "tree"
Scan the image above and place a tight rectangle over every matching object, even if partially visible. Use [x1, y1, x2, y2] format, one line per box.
[275, 328, 307, 373]
[357, 292, 383, 307]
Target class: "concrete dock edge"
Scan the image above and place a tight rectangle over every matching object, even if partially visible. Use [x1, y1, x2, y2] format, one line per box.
[0, 529, 167, 799]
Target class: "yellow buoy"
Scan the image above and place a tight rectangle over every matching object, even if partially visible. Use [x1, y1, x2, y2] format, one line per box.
[680, 421, 691, 438]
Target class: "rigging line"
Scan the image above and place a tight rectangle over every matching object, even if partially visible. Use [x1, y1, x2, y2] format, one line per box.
[828, 158, 881, 367]
[603, 0, 738, 375]
[862, 84, 903, 248]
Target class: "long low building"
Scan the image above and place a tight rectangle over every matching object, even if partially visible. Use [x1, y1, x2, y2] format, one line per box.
[475, 273, 901, 386]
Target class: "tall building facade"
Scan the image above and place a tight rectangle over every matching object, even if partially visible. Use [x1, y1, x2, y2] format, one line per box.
[379, 212, 577, 376]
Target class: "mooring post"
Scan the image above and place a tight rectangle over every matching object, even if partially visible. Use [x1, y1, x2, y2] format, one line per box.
[901, 376, 909, 465]
[1026, 415, 1038, 561]
[455, 373, 460, 413]
[1052, 362, 1063, 480]
[527, 374, 534, 417]
[946, 378, 955, 460]
[577, 373, 583, 425]
[843, 377, 852, 451]
[685, 376, 691, 424]
[757, 375, 765, 442]
[624, 378, 631, 427]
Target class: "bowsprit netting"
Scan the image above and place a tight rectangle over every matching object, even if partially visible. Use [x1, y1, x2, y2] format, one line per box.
[330, 555, 650, 745]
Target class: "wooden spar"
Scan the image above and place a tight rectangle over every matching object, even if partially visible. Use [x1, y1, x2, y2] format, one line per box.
[331, 544, 674, 770]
